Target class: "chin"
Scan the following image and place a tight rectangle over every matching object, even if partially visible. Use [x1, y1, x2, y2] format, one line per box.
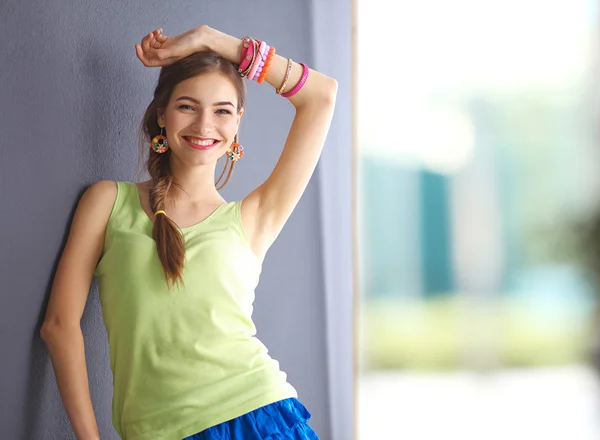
[192, 150, 227, 166]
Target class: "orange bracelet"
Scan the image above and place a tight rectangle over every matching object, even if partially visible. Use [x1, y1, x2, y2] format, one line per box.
[257, 48, 274, 84]
[257, 47, 275, 84]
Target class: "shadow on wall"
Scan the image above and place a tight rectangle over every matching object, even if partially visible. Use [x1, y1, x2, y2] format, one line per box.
[21, 194, 81, 439]
[76, 37, 142, 181]
[23, 38, 139, 439]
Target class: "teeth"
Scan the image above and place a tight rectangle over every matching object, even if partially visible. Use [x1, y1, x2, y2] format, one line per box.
[186, 138, 216, 146]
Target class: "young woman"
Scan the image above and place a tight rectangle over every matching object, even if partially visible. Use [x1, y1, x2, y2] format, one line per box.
[40, 25, 337, 440]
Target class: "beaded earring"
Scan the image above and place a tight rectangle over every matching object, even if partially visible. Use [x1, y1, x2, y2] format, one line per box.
[152, 127, 169, 154]
[226, 134, 244, 161]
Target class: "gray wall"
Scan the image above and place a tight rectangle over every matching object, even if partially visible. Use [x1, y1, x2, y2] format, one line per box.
[0, 1, 350, 438]
[310, 0, 354, 438]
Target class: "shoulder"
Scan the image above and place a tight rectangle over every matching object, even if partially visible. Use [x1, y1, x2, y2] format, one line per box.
[79, 180, 119, 214]
[85, 179, 118, 201]
[60, 180, 119, 260]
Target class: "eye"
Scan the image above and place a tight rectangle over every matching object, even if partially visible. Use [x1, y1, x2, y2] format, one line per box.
[216, 109, 232, 115]
[178, 104, 194, 110]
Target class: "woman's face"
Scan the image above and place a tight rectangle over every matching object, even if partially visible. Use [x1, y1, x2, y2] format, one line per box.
[158, 72, 243, 166]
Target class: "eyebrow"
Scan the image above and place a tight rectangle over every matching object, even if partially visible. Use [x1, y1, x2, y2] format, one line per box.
[175, 96, 235, 107]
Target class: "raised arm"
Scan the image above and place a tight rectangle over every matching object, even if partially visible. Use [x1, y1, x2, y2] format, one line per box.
[135, 25, 338, 258]
[203, 27, 338, 255]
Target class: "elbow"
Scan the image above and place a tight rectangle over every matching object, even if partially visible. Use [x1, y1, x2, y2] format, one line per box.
[40, 320, 77, 341]
[322, 78, 338, 105]
[310, 79, 338, 108]
[329, 78, 339, 95]
[39, 322, 55, 340]
[294, 77, 338, 110]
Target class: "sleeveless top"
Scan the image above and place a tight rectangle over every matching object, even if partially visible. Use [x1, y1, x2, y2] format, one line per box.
[93, 181, 297, 440]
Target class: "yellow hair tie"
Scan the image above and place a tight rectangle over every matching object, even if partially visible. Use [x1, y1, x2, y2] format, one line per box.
[154, 210, 167, 217]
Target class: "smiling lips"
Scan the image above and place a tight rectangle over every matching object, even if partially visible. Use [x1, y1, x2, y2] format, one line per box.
[183, 136, 221, 150]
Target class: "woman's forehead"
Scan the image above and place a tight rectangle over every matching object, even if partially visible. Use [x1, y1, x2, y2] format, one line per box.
[174, 73, 238, 101]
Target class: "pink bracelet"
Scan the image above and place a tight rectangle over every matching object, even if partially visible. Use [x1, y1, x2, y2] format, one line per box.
[238, 38, 255, 73]
[248, 41, 267, 81]
[281, 63, 309, 98]
[251, 44, 270, 81]
[253, 43, 269, 80]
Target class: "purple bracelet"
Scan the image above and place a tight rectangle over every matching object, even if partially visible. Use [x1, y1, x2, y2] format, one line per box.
[248, 42, 269, 81]
[281, 63, 309, 98]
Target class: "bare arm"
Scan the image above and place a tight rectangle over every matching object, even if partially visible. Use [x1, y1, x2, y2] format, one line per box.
[41, 327, 100, 439]
[40, 180, 117, 440]
[203, 27, 338, 255]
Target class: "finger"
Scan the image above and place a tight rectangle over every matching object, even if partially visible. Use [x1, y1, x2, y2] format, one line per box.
[135, 43, 157, 67]
[134, 44, 146, 64]
[141, 31, 153, 43]
[141, 32, 153, 53]
[149, 36, 161, 49]
[134, 44, 148, 65]
[155, 32, 167, 43]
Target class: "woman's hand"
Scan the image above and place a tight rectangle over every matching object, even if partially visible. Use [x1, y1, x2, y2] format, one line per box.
[134, 26, 209, 67]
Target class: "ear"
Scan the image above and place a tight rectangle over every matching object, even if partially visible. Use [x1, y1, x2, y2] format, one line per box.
[236, 109, 244, 127]
[157, 108, 166, 127]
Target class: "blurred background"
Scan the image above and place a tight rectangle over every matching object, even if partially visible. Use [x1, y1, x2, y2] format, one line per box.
[356, 0, 600, 439]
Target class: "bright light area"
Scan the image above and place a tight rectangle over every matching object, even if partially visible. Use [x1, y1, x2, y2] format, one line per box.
[357, 0, 596, 174]
[359, 366, 600, 440]
[357, 0, 600, 438]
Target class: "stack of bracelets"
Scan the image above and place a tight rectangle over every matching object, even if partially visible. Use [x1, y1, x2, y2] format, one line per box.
[237, 36, 309, 98]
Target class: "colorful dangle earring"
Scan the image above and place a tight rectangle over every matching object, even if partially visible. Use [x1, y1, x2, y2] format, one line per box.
[152, 127, 169, 154]
[226, 134, 244, 161]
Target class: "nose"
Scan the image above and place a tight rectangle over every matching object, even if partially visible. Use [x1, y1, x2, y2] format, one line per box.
[192, 108, 214, 130]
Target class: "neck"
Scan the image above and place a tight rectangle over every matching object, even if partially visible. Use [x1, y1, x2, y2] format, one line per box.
[165, 160, 224, 205]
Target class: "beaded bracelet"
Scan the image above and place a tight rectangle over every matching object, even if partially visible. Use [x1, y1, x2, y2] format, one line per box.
[236, 36, 308, 97]
[248, 41, 267, 81]
[281, 62, 309, 98]
[251, 43, 268, 81]
[257, 47, 275, 84]
[252, 43, 271, 79]
[258, 43, 271, 79]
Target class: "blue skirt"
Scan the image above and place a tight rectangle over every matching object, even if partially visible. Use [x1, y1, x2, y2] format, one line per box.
[183, 398, 320, 440]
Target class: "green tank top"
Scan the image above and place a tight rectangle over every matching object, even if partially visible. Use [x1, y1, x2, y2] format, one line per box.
[93, 181, 297, 440]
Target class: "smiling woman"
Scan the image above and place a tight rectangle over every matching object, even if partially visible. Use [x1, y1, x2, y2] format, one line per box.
[149, 69, 246, 182]
[40, 24, 336, 440]
[172, 94, 236, 151]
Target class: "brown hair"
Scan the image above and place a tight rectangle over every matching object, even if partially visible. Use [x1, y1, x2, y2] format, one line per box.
[135, 51, 246, 291]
